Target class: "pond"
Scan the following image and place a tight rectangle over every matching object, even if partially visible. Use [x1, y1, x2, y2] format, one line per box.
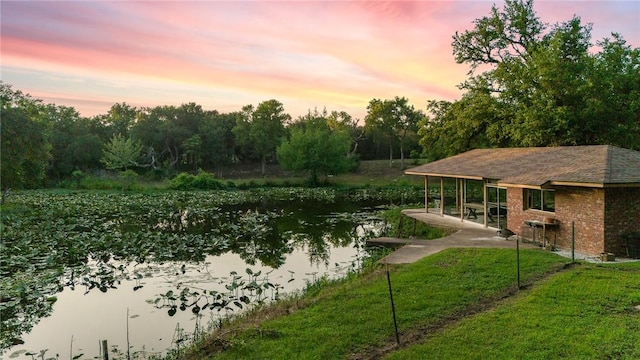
[1, 188, 422, 359]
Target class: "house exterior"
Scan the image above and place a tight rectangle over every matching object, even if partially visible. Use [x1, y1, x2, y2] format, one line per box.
[405, 145, 640, 257]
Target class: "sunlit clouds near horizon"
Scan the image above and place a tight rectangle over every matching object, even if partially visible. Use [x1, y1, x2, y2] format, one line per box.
[2, 0, 639, 120]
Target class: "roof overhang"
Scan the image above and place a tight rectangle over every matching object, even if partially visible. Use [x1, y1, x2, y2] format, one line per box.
[403, 171, 483, 181]
[497, 181, 640, 189]
[406, 172, 640, 189]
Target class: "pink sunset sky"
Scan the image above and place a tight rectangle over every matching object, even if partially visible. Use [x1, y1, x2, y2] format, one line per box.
[2, 0, 639, 120]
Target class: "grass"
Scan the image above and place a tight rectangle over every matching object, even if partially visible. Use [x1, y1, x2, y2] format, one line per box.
[49, 160, 423, 191]
[224, 159, 424, 188]
[387, 261, 640, 359]
[379, 206, 454, 239]
[182, 248, 571, 360]
[331, 159, 424, 187]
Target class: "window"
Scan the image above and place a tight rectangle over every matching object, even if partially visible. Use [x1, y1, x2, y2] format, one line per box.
[524, 189, 555, 212]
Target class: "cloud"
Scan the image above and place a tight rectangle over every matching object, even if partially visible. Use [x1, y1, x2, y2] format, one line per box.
[2, 0, 638, 119]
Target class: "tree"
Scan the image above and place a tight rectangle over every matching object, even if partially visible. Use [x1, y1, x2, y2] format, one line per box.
[419, 0, 640, 158]
[365, 97, 422, 169]
[582, 34, 640, 147]
[182, 134, 202, 171]
[46, 105, 105, 178]
[131, 106, 167, 170]
[233, 100, 290, 176]
[130, 103, 205, 172]
[277, 110, 355, 184]
[420, 88, 509, 160]
[0, 82, 50, 189]
[327, 110, 363, 158]
[101, 102, 138, 137]
[101, 134, 142, 171]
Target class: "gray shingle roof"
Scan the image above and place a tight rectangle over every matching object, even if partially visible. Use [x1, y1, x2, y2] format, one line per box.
[404, 145, 640, 187]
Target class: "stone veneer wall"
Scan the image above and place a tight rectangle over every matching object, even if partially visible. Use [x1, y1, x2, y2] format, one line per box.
[604, 187, 640, 255]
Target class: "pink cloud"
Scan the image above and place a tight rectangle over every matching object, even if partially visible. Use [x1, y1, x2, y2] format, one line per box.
[2, 0, 637, 120]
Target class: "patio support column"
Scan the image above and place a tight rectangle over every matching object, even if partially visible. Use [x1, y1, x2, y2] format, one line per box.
[460, 178, 464, 222]
[440, 177, 444, 216]
[483, 179, 488, 227]
[424, 176, 428, 212]
[455, 179, 459, 209]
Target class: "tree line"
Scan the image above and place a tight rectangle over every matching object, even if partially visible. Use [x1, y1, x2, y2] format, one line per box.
[2, 0, 638, 189]
[1, 86, 423, 189]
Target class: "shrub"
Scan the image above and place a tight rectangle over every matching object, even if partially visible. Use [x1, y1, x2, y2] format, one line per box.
[193, 171, 224, 190]
[119, 170, 140, 190]
[169, 172, 195, 190]
[71, 170, 87, 188]
[169, 171, 224, 190]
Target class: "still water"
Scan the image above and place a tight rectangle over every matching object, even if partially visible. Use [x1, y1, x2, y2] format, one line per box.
[12, 245, 366, 359]
[2, 190, 404, 359]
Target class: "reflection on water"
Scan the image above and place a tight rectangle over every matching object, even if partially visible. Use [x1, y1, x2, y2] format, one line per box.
[12, 246, 364, 359]
[1, 190, 408, 359]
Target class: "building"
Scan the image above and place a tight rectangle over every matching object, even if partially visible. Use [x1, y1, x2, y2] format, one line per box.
[404, 145, 640, 257]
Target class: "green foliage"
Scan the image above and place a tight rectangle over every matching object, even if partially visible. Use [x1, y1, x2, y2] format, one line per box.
[419, 89, 510, 159]
[421, 0, 640, 159]
[71, 170, 86, 188]
[169, 171, 225, 190]
[101, 102, 138, 136]
[277, 111, 356, 184]
[233, 100, 290, 176]
[0, 83, 50, 189]
[119, 169, 140, 190]
[101, 134, 143, 171]
[365, 97, 424, 168]
[379, 206, 453, 239]
[57, 172, 150, 191]
[182, 134, 202, 170]
[47, 104, 105, 178]
[130, 103, 238, 173]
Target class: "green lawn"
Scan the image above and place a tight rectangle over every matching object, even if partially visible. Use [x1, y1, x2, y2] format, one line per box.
[387, 261, 640, 360]
[186, 248, 571, 360]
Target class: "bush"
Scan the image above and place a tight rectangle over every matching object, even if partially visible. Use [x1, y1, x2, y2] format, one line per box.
[193, 171, 224, 190]
[169, 171, 224, 190]
[71, 170, 87, 188]
[119, 170, 140, 190]
[169, 172, 194, 190]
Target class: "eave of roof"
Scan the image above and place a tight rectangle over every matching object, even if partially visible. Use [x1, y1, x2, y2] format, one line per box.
[405, 145, 640, 187]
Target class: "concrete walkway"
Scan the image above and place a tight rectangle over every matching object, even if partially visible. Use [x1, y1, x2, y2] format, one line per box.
[371, 209, 538, 264]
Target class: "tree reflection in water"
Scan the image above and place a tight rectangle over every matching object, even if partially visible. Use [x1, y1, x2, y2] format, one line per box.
[1, 188, 420, 352]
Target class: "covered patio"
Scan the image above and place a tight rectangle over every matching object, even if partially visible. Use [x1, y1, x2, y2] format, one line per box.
[410, 175, 508, 229]
[404, 145, 640, 257]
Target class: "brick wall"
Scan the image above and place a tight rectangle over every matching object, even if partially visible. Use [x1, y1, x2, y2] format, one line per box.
[555, 187, 605, 255]
[604, 187, 640, 255]
[507, 186, 606, 255]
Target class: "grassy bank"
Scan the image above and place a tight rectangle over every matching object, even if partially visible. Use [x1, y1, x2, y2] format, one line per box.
[380, 206, 454, 239]
[388, 261, 640, 359]
[181, 248, 572, 359]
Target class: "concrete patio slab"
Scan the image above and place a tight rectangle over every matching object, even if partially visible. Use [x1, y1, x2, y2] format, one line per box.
[373, 209, 538, 264]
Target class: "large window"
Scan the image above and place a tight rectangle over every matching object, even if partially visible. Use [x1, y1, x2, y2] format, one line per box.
[524, 189, 555, 212]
